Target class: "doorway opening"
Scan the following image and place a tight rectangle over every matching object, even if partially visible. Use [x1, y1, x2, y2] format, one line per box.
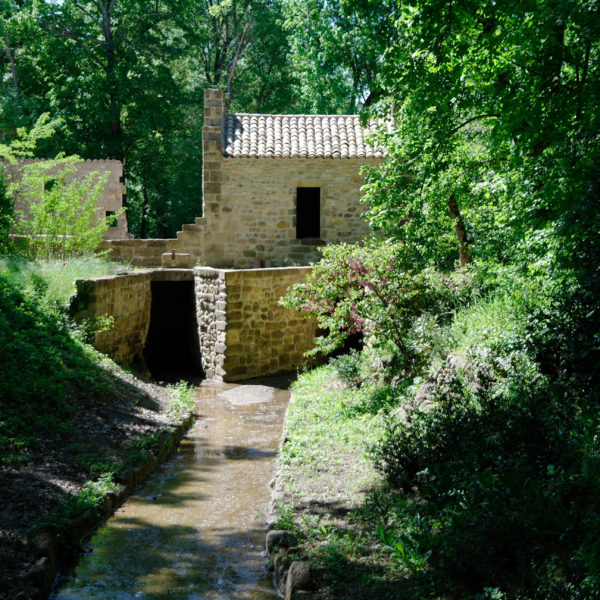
[143, 281, 204, 382]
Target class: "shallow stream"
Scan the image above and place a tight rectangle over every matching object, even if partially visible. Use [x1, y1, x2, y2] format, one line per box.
[51, 377, 291, 600]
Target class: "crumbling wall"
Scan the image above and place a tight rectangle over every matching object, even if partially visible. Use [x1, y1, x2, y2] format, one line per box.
[6, 159, 129, 241]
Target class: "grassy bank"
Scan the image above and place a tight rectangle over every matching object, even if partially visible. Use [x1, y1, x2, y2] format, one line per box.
[0, 257, 195, 599]
[274, 281, 600, 600]
[273, 363, 404, 598]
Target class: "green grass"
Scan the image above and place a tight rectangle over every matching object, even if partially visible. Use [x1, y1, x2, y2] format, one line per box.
[274, 365, 407, 598]
[0, 256, 133, 306]
[0, 257, 133, 464]
[276, 276, 600, 599]
[166, 380, 197, 419]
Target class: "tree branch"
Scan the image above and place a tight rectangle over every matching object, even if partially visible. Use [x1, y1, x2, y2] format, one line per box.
[4, 31, 19, 93]
[450, 113, 499, 135]
[224, 18, 253, 113]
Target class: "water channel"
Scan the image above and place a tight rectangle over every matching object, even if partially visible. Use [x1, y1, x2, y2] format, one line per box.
[51, 377, 292, 600]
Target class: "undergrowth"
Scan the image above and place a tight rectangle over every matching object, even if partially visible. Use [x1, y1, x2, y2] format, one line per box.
[277, 273, 600, 600]
[0, 272, 116, 464]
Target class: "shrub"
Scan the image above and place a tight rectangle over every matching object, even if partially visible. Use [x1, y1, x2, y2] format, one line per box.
[282, 242, 473, 377]
[10, 158, 118, 259]
[369, 285, 600, 598]
[0, 273, 113, 464]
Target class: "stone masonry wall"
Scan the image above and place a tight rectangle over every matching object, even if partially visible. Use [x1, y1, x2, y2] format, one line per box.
[70, 269, 195, 365]
[195, 266, 316, 381]
[70, 265, 315, 381]
[202, 156, 376, 268]
[98, 238, 173, 268]
[7, 159, 129, 241]
[70, 271, 153, 363]
[195, 268, 228, 379]
[102, 89, 380, 269]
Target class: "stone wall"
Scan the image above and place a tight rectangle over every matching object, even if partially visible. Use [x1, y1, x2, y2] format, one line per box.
[70, 266, 315, 381]
[99, 238, 173, 268]
[200, 156, 375, 268]
[195, 268, 227, 379]
[70, 271, 153, 364]
[102, 89, 380, 269]
[195, 266, 316, 381]
[7, 159, 129, 240]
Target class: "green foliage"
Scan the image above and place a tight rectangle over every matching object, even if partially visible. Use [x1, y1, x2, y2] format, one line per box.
[166, 380, 196, 420]
[47, 473, 117, 526]
[122, 432, 165, 466]
[0, 170, 11, 254]
[0, 256, 130, 306]
[282, 242, 472, 372]
[10, 158, 115, 259]
[282, 0, 383, 113]
[355, 0, 600, 272]
[0, 113, 62, 162]
[366, 280, 600, 598]
[0, 262, 119, 464]
[331, 349, 363, 388]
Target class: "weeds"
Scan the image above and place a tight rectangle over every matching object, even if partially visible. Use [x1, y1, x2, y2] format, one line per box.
[167, 380, 196, 419]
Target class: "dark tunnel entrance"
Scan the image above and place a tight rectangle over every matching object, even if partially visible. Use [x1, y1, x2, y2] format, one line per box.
[143, 281, 204, 382]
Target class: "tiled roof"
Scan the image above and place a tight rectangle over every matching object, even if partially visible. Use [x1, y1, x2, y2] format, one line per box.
[222, 113, 387, 159]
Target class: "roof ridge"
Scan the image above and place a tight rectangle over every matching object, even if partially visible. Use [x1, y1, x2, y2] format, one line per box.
[225, 112, 363, 119]
[222, 112, 386, 159]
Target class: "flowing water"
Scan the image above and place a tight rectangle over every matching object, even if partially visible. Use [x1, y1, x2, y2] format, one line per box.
[51, 377, 291, 600]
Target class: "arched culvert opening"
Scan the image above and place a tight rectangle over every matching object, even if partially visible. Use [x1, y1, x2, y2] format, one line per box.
[143, 280, 204, 382]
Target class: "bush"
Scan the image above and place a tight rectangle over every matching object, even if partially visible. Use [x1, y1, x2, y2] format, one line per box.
[10, 158, 118, 259]
[369, 285, 600, 598]
[0, 272, 113, 464]
[282, 242, 473, 376]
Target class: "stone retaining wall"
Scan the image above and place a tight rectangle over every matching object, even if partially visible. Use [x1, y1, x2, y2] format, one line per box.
[70, 269, 194, 365]
[71, 267, 315, 380]
[70, 271, 153, 363]
[195, 266, 316, 381]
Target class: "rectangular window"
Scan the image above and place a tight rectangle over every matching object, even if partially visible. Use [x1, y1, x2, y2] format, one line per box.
[296, 187, 320, 239]
[105, 210, 118, 228]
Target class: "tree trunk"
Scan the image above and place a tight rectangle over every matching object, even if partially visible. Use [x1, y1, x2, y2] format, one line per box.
[447, 194, 470, 267]
[99, 0, 124, 160]
[140, 182, 149, 239]
[4, 31, 19, 93]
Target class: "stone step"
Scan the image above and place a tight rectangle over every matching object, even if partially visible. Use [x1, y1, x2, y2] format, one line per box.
[181, 223, 201, 233]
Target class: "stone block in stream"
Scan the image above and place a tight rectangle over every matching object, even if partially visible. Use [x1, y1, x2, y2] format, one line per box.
[266, 529, 298, 552]
[285, 560, 312, 600]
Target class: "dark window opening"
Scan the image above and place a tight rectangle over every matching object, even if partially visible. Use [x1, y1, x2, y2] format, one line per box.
[44, 178, 58, 192]
[105, 211, 118, 228]
[296, 187, 320, 239]
[143, 281, 204, 382]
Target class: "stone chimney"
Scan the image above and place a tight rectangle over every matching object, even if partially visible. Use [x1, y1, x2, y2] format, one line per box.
[202, 89, 224, 229]
[203, 89, 223, 147]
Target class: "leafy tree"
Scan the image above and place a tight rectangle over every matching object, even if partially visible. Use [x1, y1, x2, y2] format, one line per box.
[10, 158, 113, 259]
[282, 0, 386, 113]
[354, 0, 599, 273]
[283, 242, 471, 375]
[0, 113, 60, 254]
[0, 170, 11, 254]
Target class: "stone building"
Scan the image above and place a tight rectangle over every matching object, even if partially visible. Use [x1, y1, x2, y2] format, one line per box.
[73, 93, 390, 379]
[7, 159, 129, 241]
[103, 89, 385, 267]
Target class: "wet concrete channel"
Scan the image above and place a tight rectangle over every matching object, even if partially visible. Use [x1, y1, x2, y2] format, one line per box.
[51, 377, 292, 600]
